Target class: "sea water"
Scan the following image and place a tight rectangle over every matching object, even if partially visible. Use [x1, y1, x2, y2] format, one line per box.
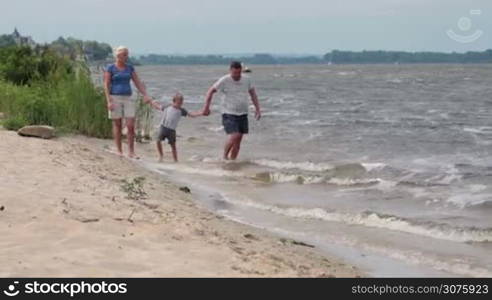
[136, 64, 492, 277]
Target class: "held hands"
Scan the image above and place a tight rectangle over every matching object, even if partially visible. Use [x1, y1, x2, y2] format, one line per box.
[143, 95, 153, 104]
[202, 107, 211, 116]
[150, 100, 162, 110]
[141, 95, 162, 110]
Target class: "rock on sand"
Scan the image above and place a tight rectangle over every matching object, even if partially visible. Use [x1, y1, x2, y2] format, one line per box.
[18, 125, 55, 139]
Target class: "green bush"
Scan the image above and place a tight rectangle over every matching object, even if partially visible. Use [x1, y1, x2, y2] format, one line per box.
[0, 46, 111, 138]
[2, 115, 27, 131]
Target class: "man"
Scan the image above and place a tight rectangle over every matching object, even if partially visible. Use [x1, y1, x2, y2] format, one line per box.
[202, 61, 261, 160]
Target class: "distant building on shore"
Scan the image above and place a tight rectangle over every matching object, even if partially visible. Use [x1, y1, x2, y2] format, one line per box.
[11, 28, 36, 48]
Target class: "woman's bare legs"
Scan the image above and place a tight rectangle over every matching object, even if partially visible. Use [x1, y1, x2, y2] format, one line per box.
[126, 117, 137, 158]
[112, 119, 123, 156]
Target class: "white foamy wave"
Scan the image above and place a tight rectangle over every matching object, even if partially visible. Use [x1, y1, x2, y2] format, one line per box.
[255, 172, 325, 185]
[337, 71, 358, 76]
[387, 78, 403, 84]
[254, 171, 381, 186]
[262, 111, 301, 117]
[446, 191, 492, 209]
[207, 126, 224, 132]
[326, 177, 381, 186]
[294, 119, 321, 126]
[356, 240, 492, 277]
[148, 162, 245, 178]
[252, 159, 333, 172]
[202, 157, 223, 163]
[374, 179, 398, 191]
[361, 163, 387, 172]
[464, 127, 492, 135]
[223, 211, 492, 277]
[188, 155, 226, 163]
[434, 173, 462, 185]
[220, 197, 492, 243]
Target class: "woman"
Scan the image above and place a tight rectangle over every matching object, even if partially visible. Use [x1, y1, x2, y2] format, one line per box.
[104, 46, 151, 159]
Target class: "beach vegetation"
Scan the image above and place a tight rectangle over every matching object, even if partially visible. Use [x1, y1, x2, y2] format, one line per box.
[0, 45, 111, 138]
[121, 176, 147, 201]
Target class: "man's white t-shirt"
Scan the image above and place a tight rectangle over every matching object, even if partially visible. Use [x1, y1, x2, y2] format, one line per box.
[213, 74, 254, 116]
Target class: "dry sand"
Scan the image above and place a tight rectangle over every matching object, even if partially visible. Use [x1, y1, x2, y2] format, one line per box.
[0, 128, 362, 277]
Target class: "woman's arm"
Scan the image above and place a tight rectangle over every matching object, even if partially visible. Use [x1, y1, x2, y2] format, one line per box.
[131, 71, 151, 103]
[103, 71, 114, 110]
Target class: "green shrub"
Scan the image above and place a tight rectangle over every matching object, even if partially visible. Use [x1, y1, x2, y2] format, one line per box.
[2, 115, 27, 131]
[0, 46, 111, 138]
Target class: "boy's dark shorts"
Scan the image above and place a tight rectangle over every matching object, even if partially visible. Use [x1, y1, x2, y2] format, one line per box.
[222, 114, 249, 134]
[157, 126, 176, 145]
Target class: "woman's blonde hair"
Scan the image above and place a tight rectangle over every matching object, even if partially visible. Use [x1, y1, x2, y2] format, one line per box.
[114, 46, 129, 57]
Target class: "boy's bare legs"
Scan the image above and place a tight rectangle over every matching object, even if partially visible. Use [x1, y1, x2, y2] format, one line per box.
[171, 144, 178, 162]
[156, 141, 164, 162]
[112, 119, 123, 156]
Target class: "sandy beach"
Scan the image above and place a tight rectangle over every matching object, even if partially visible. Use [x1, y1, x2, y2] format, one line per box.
[0, 128, 362, 277]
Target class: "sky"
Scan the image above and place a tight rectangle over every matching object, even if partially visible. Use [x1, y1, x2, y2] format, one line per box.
[1, 0, 491, 55]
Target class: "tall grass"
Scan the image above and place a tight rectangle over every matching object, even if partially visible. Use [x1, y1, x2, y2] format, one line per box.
[135, 88, 153, 142]
[0, 46, 111, 138]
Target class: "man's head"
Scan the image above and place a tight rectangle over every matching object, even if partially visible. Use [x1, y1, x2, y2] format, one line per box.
[172, 92, 184, 108]
[229, 61, 242, 81]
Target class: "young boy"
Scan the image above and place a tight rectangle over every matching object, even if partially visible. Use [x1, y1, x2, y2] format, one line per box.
[150, 93, 202, 162]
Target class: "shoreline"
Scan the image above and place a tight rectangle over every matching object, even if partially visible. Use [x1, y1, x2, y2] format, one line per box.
[0, 128, 362, 277]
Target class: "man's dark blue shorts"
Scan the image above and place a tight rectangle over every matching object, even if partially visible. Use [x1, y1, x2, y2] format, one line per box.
[222, 114, 249, 134]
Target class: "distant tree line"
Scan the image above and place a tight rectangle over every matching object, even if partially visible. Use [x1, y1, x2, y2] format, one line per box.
[0, 32, 112, 61]
[48, 37, 112, 61]
[0, 35, 16, 47]
[2, 30, 491, 64]
[135, 50, 492, 65]
[324, 50, 492, 64]
[136, 53, 324, 65]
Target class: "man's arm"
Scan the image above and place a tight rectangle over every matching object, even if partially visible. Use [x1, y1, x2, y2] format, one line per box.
[187, 110, 204, 118]
[249, 88, 261, 120]
[202, 86, 217, 116]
